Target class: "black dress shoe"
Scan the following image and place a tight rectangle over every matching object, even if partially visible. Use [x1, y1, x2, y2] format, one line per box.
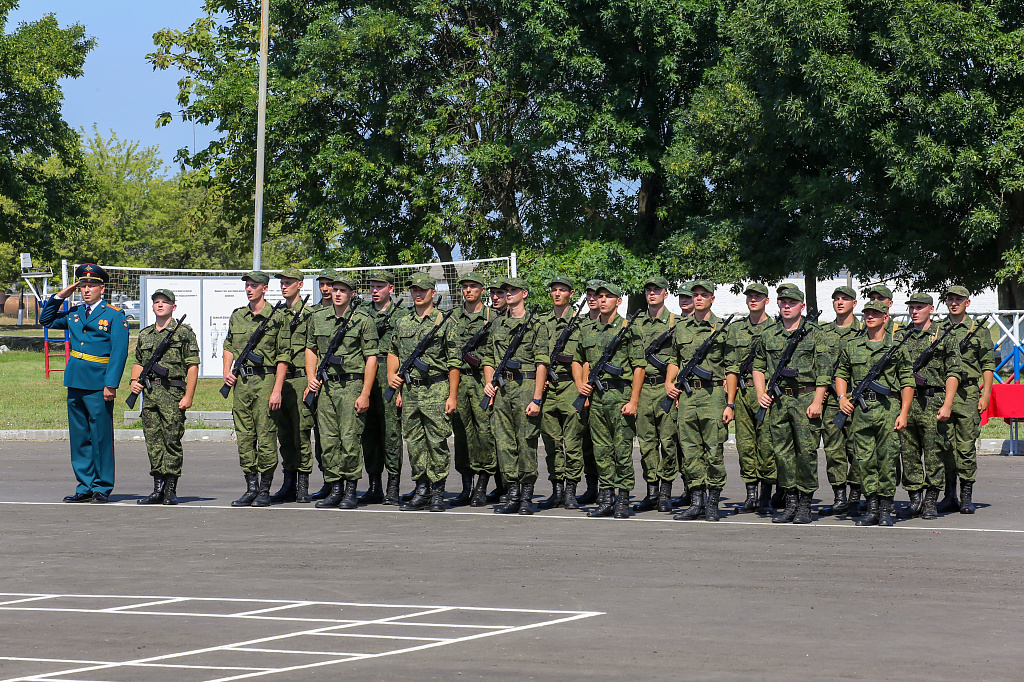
[64, 492, 93, 503]
[91, 492, 109, 504]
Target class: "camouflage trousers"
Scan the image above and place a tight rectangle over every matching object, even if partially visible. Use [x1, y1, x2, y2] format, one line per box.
[401, 381, 452, 483]
[819, 397, 860, 487]
[140, 385, 186, 477]
[588, 384, 636, 490]
[950, 385, 981, 483]
[452, 370, 497, 476]
[901, 393, 951, 491]
[766, 391, 821, 494]
[317, 376, 367, 482]
[540, 376, 584, 482]
[362, 359, 403, 478]
[232, 373, 280, 474]
[676, 385, 727, 489]
[636, 380, 678, 483]
[277, 375, 314, 474]
[734, 384, 773, 483]
[849, 398, 900, 497]
[492, 378, 541, 485]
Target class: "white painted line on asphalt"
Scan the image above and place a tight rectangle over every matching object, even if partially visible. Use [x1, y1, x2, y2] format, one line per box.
[230, 602, 315, 616]
[226, 646, 368, 656]
[308, 632, 449, 642]
[99, 598, 186, 612]
[0, 596, 54, 607]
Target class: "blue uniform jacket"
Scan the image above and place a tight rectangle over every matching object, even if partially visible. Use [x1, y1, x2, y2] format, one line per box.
[40, 296, 130, 390]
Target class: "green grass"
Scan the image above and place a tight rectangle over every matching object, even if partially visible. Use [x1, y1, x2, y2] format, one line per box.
[0, 350, 232, 429]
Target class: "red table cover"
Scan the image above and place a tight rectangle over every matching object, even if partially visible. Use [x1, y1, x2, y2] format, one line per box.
[981, 383, 1024, 426]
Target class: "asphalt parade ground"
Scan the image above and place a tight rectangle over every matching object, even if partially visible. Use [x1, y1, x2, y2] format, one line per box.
[0, 441, 1022, 681]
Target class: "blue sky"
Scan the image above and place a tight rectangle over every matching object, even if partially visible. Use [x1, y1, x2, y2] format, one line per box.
[8, 1, 218, 168]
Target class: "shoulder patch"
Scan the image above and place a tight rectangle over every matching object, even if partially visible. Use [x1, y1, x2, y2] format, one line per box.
[108, 304, 122, 312]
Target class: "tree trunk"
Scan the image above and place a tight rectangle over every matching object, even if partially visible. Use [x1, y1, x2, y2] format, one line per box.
[804, 267, 819, 319]
[997, 191, 1024, 310]
[637, 172, 662, 246]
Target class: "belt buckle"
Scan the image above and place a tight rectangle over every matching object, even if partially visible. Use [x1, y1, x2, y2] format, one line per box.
[783, 387, 794, 397]
[504, 371, 515, 381]
[865, 390, 877, 401]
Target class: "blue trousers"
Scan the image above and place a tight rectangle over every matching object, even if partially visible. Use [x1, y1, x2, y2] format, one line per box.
[67, 388, 116, 495]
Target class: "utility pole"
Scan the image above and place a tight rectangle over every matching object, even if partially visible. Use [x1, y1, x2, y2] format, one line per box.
[252, 0, 270, 270]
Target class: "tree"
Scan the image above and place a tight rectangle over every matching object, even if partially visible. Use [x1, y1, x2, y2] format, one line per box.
[0, 1, 94, 287]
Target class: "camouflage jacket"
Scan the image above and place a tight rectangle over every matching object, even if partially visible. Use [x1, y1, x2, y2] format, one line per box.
[541, 307, 582, 380]
[835, 334, 915, 393]
[452, 305, 498, 371]
[725, 315, 773, 377]
[670, 312, 728, 382]
[135, 320, 200, 380]
[305, 305, 378, 376]
[388, 307, 460, 376]
[483, 309, 551, 372]
[279, 298, 316, 369]
[368, 299, 410, 355]
[941, 316, 995, 383]
[637, 308, 679, 378]
[753, 318, 831, 387]
[223, 302, 287, 368]
[902, 323, 962, 389]
[575, 312, 645, 377]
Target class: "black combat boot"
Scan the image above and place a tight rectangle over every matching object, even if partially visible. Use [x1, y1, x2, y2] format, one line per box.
[485, 472, 506, 503]
[269, 470, 297, 504]
[846, 485, 862, 516]
[920, 487, 939, 520]
[737, 482, 758, 514]
[315, 482, 344, 508]
[295, 473, 311, 503]
[792, 491, 813, 524]
[959, 480, 976, 514]
[518, 484, 537, 515]
[906, 488, 924, 517]
[772, 490, 798, 523]
[878, 496, 895, 526]
[587, 488, 615, 518]
[310, 478, 332, 501]
[539, 480, 565, 510]
[576, 474, 599, 505]
[614, 488, 631, 519]
[358, 474, 384, 504]
[383, 473, 401, 505]
[673, 487, 705, 521]
[673, 478, 691, 508]
[704, 488, 722, 522]
[633, 482, 659, 512]
[400, 478, 431, 510]
[770, 486, 786, 509]
[856, 494, 880, 526]
[449, 473, 474, 507]
[428, 479, 447, 512]
[162, 476, 178, 505]
[339, 480, 359, 510]
[657, 480, 673, 513]
[564, 480, 580, 510]
[251, 472, 274, 507]
[818, 485, 846, 515]
[231, 473, 259, 507]
[137, 475, 165, 505]
[494, 483, 521, 514]
[757, 480, 773, 514]
[936, 478, 960, 513]
[469, 474, 490, 507]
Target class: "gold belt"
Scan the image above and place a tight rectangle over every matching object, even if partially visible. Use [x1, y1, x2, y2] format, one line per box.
[70, 350, 110, 364]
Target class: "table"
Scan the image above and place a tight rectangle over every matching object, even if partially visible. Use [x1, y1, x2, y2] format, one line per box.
[981, 383, 1024, 455]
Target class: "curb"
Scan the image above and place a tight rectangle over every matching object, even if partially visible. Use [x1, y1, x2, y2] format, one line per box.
[0, 429, 236, 442]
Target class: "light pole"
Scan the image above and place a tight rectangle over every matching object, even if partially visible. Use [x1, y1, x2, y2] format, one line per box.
[252, 0, 270, 270]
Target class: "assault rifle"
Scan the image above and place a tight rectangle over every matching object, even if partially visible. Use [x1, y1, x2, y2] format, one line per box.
[956, 315, 990, 353]
[384, 307, 457, 403]
[573, 310, 642, 413]
[833, 329, 913, 429]
[303, 298, 363, 407]
[461, 312, 498, 369]
[220, 301, 287, 398]
[289, 295, 311, 332]
[644, 314, 678, 374]
[911, 323, 956, 386]
[126, 315, 187, 409]
[547, 298, 587, 385]
[754, 312, 820, 423]
[375, 295, 401, 338]
[736, 339, 760, 390]
[659, 314, 734, 412]
[481, 306, 539, 410]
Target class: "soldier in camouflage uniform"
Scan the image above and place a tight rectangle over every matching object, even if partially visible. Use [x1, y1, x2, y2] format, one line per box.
[449, 272, 498, 506]
[270, 268, 316, 504]
[900, 292, 961, 519]
[223, 271, 290, 507]
[753, 285, 830, 524]
[130, 289, 200, 505]
[835, 300, 914, 526]
[309, 268, 339, 500]
[866, 284, 903, 341]
[724, 283, 774, 514]
[574, 282, 645, 519]
[361, 270, 408, 505]
[666, 281, 729, 521]
[816, 286, 864, 516]
[305, 273, 379, 509]
[482, 277, 509, 503]
[942, 286, 995, 514]
[484, 278, 550, 515]
[573, 280, 606, 506]
[388, 273, 461, 512]
[539, 276, 585, 509]
[634, 276, 681, 513]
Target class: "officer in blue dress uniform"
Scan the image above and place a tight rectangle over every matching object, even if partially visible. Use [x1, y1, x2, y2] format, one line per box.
[40, 264, 130, 503]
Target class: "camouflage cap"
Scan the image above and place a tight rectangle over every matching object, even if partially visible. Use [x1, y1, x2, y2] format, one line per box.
[906, 292, 934, 305]
[743, 282, 769, 296]
[945, 285, 970, 298]
[597, 282, 623, 297]
[406, 272, 436, 290]
[585, 279, 606, 292]
[75, 263, 108, 284]
[690, 279, 715, 294]
[867, 283, 893, 300]
[863, 300, 890, 314]
[275, 267, 304, 281]
[366, 269, 394, 284]
[242, 271, 270, 285]
[644, 276, 671, 291]
[777, 285, 805, 302]
[548, 275, 575, 290]
[488, 276, 509, 290]
[458, 271, 487, 286]
[331, 273, 359, 289]
[677, 282, 694, 297]
[832, 285, 857, 299]
[503, 276, 530, 292]
[316, 268, 339, 282]
[151, 289, 175, 304]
